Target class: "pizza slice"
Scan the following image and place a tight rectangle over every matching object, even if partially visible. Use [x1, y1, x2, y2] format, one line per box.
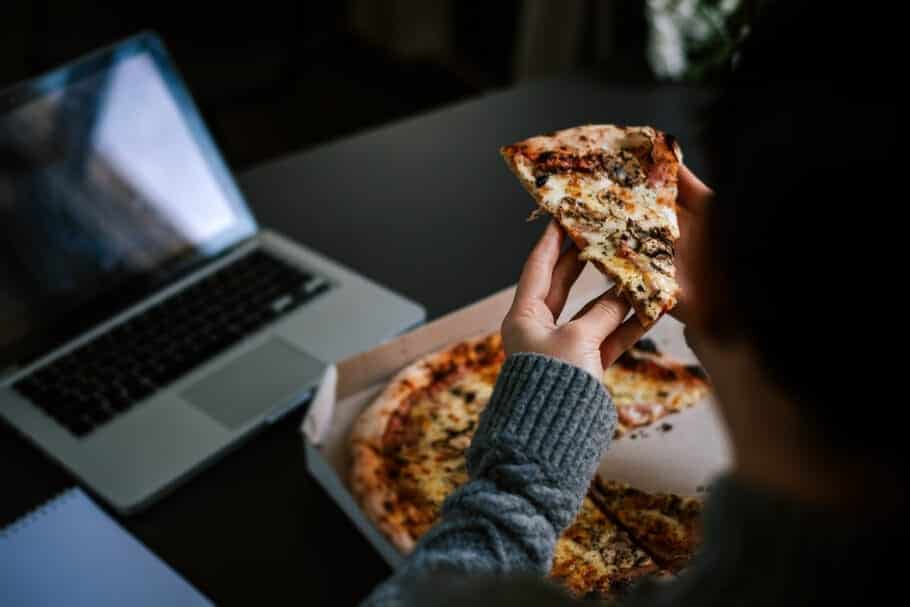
[592, 478, 703, 572]
[551, 495, 666, 599]
[603, 338, 710, 437]
[501, 124, 683, 325]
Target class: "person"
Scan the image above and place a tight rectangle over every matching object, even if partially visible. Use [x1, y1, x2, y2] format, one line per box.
[361, 1, 905, 605]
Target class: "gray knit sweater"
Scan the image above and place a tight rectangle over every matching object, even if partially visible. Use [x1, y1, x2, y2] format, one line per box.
[361, 353, 901, 606]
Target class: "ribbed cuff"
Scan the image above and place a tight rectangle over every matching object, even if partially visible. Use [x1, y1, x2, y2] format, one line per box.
[468, 353, 616, 495]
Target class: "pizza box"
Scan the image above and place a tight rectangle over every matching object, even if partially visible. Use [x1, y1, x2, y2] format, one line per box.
[301, 265, 732, 569]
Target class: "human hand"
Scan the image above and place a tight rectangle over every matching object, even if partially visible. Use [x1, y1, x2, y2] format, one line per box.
[501, 221, 648, 379]
[673, 164, 714, 327]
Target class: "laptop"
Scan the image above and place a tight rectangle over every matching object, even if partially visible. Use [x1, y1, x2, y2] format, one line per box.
[0, 33, 424, 513]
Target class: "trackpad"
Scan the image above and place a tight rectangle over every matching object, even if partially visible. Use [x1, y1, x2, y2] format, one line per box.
[182, 338, 325, 429]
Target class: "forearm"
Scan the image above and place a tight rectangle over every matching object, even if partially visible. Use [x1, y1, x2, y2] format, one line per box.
[361, 353, 616, 607]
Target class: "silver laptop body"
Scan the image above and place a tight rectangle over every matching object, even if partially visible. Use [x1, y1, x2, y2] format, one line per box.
[0, 33, 424, 513]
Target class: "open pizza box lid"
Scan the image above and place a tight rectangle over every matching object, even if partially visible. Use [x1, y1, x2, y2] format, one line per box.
[301, 265, 732, 569]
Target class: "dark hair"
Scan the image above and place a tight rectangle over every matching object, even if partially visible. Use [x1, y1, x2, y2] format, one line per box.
[702, 1, 900, 455]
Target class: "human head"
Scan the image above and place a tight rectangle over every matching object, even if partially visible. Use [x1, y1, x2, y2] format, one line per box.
[695, 0, 900, 464]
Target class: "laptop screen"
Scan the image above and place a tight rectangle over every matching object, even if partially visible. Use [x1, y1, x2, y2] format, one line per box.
[0, 35, 256, 370]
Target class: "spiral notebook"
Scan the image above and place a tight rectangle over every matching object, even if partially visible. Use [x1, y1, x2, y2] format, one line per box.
[0, 487, 212, 607]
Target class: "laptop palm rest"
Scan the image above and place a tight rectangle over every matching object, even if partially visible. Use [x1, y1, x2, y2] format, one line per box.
[182, 338, 325, 429]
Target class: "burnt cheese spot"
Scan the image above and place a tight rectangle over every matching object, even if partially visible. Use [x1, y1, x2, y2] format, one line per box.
[535, 174, 549, 187]
[640, 238, 674, 258]
[430, 363, 455, 382]
[532, 150, 639, 181]
[604, 151, 647, 187]
[634, 338, 658, 354]
[616, 351, 641, 370]
[684, 365, 709, 381]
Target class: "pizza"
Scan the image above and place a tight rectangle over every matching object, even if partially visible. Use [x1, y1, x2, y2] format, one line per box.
[349, 333, 505, 553]
[349, 333, 709, 597]
[551, 495, 664, 598]
[592, 478, 703, 572]
[501, 124, 683, 325]
[605, 338, 710, 437]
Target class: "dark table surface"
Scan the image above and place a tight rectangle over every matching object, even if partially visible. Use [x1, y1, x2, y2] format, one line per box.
[1, 76, 709, 605]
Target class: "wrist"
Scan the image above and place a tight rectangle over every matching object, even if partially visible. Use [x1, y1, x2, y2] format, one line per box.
[467, 353, 616, 496]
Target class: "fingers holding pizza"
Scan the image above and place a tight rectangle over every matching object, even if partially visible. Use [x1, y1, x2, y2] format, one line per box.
[501, 124, 715, 333]
[502, 221, 648, 379]
[672, 164, 713, 329]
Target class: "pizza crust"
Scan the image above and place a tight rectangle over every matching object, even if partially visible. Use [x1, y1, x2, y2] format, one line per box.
[349, 360, 438, 450]
[350, 442, 418, 553]
[349, 333, 504, 553]
[349, 351, 456, 553]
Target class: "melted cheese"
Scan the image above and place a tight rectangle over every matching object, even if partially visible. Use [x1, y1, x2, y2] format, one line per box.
[509, 131, 680, 321]
[604, 361, 708, 411]
[597, 481, 702, 568]
[603, 350, 709, 433]
[551, 497, 658, 597]
[603, 358, 709, 436]
[392, 373, 496, 528]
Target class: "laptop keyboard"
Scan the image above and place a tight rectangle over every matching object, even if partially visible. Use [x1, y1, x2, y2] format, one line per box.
[13, 250, 329, 438]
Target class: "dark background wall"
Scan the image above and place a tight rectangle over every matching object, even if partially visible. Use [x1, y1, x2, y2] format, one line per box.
[0, 1, 652, 171]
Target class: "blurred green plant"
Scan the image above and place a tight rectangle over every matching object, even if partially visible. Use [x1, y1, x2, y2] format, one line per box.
[646, 0, 763, 82]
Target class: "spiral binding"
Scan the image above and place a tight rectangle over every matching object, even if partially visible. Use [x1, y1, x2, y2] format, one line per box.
[0, 487, 78, 540]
